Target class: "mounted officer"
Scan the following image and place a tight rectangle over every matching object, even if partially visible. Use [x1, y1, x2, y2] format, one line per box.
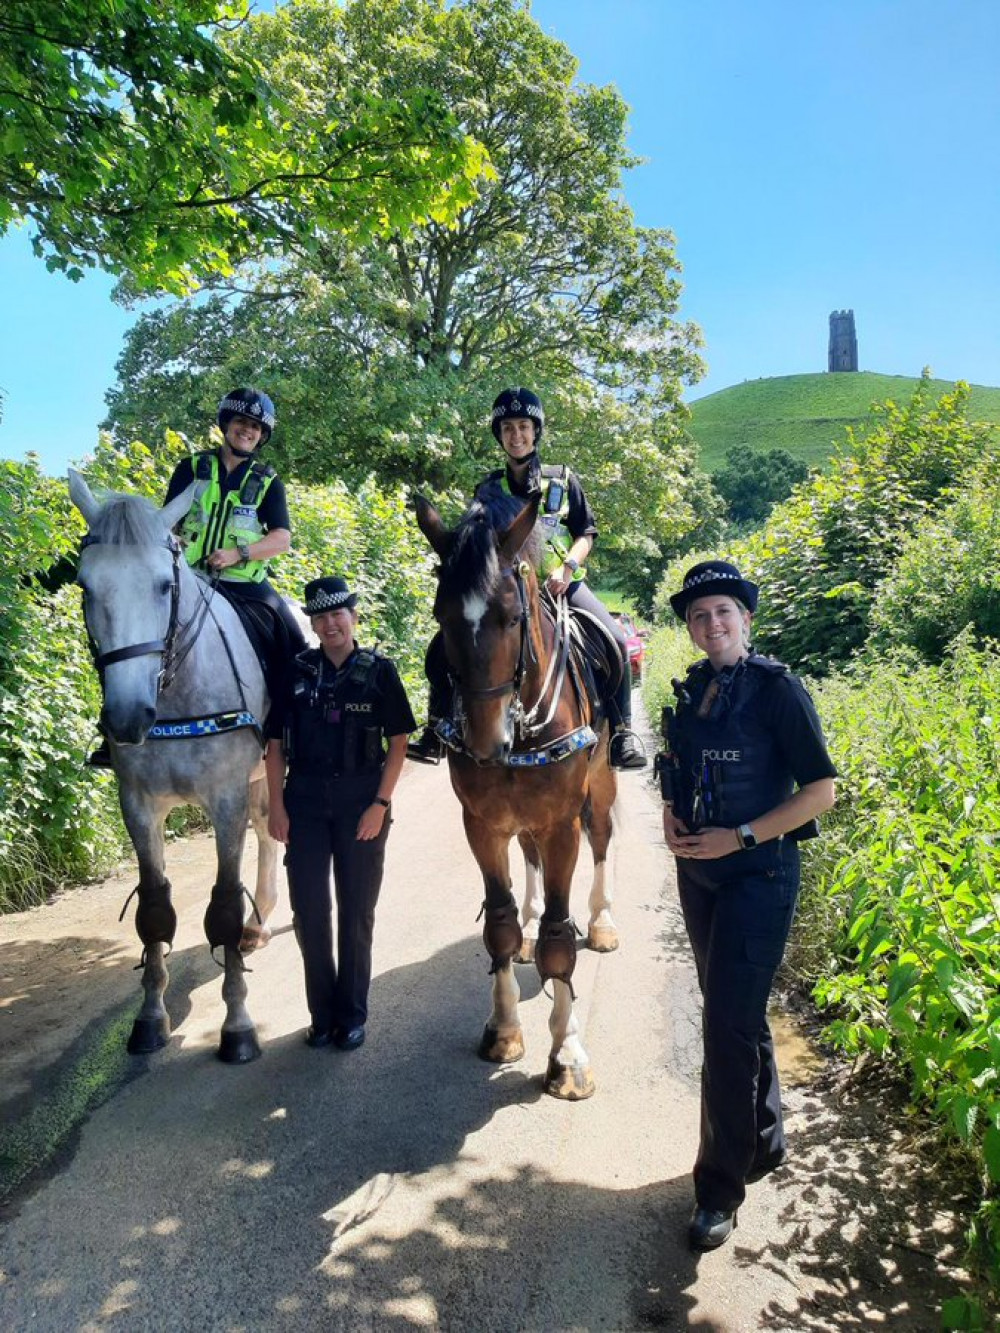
[657, 559, 837, 1251]
[86, 386, 305, 767]
[407, 387, 647, 770]
[265, 576, 416, 1052]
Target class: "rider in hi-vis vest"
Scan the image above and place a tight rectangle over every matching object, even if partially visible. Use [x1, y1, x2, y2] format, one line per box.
[85, 387, 306, 768]
[407, 387, 647, 771]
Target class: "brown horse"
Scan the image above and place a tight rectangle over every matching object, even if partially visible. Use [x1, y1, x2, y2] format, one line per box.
[415, 492, 619, 1100]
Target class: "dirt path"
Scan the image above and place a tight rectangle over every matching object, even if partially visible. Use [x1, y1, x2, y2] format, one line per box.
[0, 705, 973, 1330]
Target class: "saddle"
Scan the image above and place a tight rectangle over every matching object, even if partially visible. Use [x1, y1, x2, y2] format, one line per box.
[540, 594, 622, 727]
[215, 584, 295, 703]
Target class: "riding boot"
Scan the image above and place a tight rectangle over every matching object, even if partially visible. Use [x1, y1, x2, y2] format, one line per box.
[606, 666, 647, 770]
[407, 723, 445, 764]
[86, 740, 114, 769]
[407, 642, 451, 764]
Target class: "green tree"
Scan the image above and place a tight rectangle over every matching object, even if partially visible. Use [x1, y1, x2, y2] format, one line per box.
[714, 446, 809, 529]
[1, 0, 484, 293]
[103, 0, 705, 589]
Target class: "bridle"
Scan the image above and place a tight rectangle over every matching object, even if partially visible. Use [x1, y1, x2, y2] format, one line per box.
[80, 532, 219, 698]
[446, 556, 587, 758]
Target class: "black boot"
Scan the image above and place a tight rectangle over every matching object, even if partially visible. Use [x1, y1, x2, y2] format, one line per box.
[86, 740, 114, 769]
[407, 725, 445, 765]
[609, 727, 647, 770]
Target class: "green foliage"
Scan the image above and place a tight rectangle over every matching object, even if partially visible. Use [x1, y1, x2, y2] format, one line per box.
[713, 446, 809, 529]
[868, 469, 1000, 660]
[688, 371, 1000, 473]
[1, 0, 484, 293]
[102, 0, 706, 599]
[683, 382, 999, 676]
[804, 636, 1000, 1294]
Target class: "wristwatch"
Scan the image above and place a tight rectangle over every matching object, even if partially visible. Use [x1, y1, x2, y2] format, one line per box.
[736, 823, 758, 850]
[564, 557, 579, 574]
[236, 542, 251, 565]
[373, 797, 390, 809]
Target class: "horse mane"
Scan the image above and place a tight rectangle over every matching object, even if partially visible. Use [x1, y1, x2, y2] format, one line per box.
[86, 491, 168, 547]
[438, 495, 542, 602]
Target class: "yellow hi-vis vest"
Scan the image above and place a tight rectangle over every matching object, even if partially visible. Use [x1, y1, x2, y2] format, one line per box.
[178, 450, 278, 583]
[499, 464, 586, 579]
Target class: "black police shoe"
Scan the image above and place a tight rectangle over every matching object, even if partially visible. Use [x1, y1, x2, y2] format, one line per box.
[86, 741, 114, 769]
[688, 1206, 738, 1250]
[609, 728, 647, 770]
[334, 1025, 366, 1051]
[406, 727, 444, 765]
[304, 1026, 335, 1049]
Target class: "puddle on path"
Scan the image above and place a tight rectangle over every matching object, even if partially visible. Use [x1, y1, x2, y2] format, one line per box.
[770, 1006, 825, 1085]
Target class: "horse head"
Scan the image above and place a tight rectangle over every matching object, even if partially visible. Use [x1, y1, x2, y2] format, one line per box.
[416, 492, 542, 763]
[69, 469, 197, 745]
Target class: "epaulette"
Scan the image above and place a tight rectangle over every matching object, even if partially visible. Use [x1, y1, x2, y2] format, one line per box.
[746, 652, 789, 677]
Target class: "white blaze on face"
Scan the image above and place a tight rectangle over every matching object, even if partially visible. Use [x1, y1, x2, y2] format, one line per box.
[462, 591, 489, 643]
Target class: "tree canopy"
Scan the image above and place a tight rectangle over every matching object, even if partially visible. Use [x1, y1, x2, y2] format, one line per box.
[0, 0, 484, 293]
[103, 0, 706, 595]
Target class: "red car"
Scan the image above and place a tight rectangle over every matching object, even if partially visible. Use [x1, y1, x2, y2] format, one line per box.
[611, 611, 645, 684]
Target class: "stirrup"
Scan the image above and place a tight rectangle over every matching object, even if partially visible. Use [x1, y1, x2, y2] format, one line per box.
[406, 727, 445, 765]
[609, 728, 647, 770]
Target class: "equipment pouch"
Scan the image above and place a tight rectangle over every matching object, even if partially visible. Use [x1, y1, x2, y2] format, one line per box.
[787, 817, 820, 842]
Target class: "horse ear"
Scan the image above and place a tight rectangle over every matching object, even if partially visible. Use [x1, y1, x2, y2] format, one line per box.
[498, 495, 541, 564]
[414, 493, 449, 557]
[67, 468, 101, 528]
[161, 480, 198, 532]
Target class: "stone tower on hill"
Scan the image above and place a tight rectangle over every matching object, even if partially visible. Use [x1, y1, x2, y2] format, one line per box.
[828, 309, 858, 371]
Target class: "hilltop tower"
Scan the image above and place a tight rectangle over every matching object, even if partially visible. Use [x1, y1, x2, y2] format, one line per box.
[828, 310, 858, 372]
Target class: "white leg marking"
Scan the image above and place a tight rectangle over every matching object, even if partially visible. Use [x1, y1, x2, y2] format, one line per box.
[548, 978, 589, 1070]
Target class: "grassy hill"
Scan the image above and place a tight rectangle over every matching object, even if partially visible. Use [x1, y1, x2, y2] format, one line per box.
[687, 372, 1000, 472]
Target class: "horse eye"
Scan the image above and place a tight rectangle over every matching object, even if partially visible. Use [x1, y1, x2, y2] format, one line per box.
[157, 579, 173, 596]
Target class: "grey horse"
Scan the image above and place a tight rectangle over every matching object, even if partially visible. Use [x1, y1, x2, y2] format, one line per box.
[69, 469, 279, 1064]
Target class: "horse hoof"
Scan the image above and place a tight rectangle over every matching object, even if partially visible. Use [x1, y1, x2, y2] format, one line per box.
[516, 939, 536, 964]
[544, 1057, 596, 1101]
[218, 1029, 261, 1064]
[587, 926, 620, 953]
[477, 1025, 525, 1064]
[127, 1016, 170, 1054]
[239, 924, 271, 954]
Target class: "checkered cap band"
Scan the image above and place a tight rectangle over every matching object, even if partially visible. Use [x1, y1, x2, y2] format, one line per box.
[219, 396, 276, 430]
[304, 588, 354, 613]
[492, 399, 543, 423]
[683, 569, 743, 591]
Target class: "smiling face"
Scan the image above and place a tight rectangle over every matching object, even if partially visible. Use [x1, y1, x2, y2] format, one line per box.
[498, 416, 537, 463]
[223, 412, 264, 456]
[311, 605, 358, 663]
[686, 594, 751, 669]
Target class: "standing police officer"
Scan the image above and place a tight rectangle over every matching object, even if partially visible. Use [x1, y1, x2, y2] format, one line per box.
[659, 560, 836, 1250]
[408, 387, 646, 769]
[266, 576, 416, 1051]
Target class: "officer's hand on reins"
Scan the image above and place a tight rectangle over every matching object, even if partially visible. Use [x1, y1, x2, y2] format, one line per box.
[545, 572, 570, 597]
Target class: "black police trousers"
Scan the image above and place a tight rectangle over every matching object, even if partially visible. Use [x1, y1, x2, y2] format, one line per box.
[284, 776, 389, 1033]
[676, 839, 800, 1211]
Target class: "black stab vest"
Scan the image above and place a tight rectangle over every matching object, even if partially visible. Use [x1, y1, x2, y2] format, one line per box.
[286, 647, 385, 778]
[673, 655, 793, 831]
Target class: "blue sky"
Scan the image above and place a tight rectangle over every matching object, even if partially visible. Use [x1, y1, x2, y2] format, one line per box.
[2, 0, 998, 475]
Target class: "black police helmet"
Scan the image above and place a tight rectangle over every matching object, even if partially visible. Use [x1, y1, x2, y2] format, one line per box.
[490, 387, 544, 443]
[669, 560, 759, 620]
[217, 387, 276, 446]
